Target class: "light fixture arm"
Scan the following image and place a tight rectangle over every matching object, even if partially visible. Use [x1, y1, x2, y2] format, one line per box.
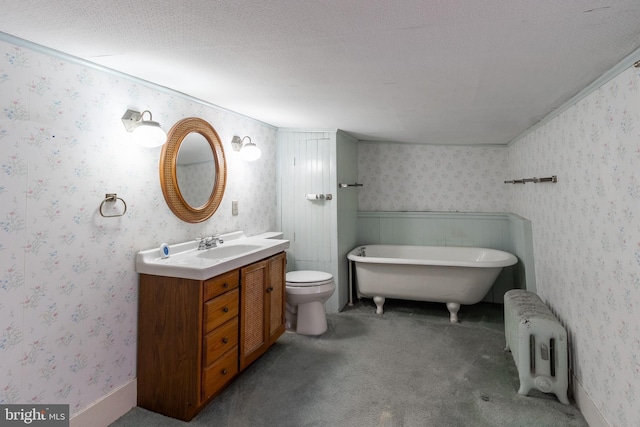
[122, 109, 157, 131]
[231, 135, 251, 151]
[121, 108, 167, 148]
[231, 135, 262, 161]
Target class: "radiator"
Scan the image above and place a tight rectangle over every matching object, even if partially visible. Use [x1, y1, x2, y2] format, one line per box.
[503, 289, 569, 404]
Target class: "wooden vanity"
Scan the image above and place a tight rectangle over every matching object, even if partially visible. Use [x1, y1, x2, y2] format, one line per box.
[137, 252, 286, 421]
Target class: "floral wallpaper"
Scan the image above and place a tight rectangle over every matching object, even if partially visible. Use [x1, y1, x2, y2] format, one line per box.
[358, 143, 509, 212]
[0, 38, 277, 416]
[356, 65, 640, 426]
[2, 29, 638, 427]
[508, 66, 640, 427]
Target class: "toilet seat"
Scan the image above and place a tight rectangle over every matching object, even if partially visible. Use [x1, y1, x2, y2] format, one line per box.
[286, 270, 334, 287]
[284, 270, 335, 336]
[285, 282, 335, 294]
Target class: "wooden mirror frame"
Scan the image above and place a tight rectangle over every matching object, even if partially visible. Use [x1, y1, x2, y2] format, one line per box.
[160, 117, 227, 223]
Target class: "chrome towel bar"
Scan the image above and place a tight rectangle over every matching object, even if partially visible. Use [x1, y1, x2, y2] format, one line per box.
[504, 175, 557, 184]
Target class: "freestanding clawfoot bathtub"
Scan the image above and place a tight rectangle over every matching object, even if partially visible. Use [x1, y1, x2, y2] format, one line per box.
[347, 245, 518, 322]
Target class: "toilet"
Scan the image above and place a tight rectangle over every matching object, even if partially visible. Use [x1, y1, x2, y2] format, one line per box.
[285, 270, 335, 336]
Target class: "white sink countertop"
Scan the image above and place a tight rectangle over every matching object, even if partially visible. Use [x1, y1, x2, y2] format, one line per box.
[136, 231, 290, 280]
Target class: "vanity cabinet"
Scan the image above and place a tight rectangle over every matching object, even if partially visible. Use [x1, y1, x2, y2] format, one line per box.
[137, 252, 286, 421]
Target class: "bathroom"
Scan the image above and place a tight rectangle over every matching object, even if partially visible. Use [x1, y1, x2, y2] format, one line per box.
[1, 5, 640, 427]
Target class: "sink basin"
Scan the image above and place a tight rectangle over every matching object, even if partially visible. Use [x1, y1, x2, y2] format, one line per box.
[136, 231, 290, 280]
[197, 244, 263, 260]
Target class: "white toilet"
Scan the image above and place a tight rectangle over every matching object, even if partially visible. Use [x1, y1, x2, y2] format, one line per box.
[285, 270, 335, 336]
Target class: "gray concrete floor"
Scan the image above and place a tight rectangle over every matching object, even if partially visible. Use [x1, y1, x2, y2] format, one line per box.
[111, 299, 589, 427]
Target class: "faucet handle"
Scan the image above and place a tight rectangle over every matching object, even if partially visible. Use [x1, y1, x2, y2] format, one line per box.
[193, 237, 205, 250]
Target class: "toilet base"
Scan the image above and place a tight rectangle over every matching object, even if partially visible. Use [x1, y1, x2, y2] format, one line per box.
[285, 302, 297, 331]
[291, 301, 328, 336]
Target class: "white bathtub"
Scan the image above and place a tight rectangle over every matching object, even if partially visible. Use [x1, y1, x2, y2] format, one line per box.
[347, 245, 518, 322]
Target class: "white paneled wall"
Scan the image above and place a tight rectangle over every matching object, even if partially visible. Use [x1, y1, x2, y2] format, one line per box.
[277, 131, 336, 310]
[277, 130, 358, 313]
[335, 131, 359, 310]
[293, 135, 332, 263]
[356, 211, 535, 302]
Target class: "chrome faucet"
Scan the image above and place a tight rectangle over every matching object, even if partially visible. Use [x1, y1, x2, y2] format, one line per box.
[197, 235, 224, 250]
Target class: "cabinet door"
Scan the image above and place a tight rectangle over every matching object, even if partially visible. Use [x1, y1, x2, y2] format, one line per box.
[268, 252, 286, 345]
[239, 260, 269, 370]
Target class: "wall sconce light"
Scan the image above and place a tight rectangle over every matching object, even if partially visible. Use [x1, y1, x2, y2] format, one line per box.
[231, 135, 261, 161]
[121, 109, 167, 148]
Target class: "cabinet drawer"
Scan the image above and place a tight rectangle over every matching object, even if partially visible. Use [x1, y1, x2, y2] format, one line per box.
[204, 288, 239, 334]
[203, 317, 238, 367]
[202, 347, 238, 401]
[204, 270, 239, 301]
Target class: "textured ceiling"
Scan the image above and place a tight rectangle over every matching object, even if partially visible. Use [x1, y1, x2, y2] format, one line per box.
[2, 0, 640, 145]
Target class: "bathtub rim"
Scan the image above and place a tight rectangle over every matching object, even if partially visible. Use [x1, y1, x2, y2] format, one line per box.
[347, 244, 518, 268]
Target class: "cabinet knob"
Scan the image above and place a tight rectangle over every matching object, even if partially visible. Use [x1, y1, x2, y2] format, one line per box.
[221, 368, 228, 375]
[223, 283, 229, 288]
[222, 337, 229, 344]
[266, 287, 274, 293]
[222, 307, 229, 313]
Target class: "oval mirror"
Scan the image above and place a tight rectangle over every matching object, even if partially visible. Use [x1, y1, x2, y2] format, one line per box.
[160, 117, 227, 223]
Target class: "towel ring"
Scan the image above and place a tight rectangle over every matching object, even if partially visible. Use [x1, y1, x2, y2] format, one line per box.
[99, 193, 127, 217]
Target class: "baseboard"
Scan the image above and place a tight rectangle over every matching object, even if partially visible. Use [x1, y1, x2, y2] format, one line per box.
[573, 375, 609, 427]
[70, 379, 136, 427]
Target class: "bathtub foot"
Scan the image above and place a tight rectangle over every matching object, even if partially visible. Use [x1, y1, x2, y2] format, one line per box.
[446, 302, 460, 323]
[373, 296, 385, 315]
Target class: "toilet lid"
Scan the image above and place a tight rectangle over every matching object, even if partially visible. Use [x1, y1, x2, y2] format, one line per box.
[286, 270, 333, 286]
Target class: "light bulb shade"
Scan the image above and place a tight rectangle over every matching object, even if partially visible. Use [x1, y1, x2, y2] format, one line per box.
[132, 121, 167, 148]
[239, 142, 261, 161]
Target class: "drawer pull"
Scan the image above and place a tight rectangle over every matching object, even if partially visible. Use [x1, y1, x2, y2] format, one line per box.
[222, 337, 229, 344]
[222, 307, 229, 313]
[223, 283, 229, 288]
[266, 287, 274, 293]
[221, 368, 228, 375]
